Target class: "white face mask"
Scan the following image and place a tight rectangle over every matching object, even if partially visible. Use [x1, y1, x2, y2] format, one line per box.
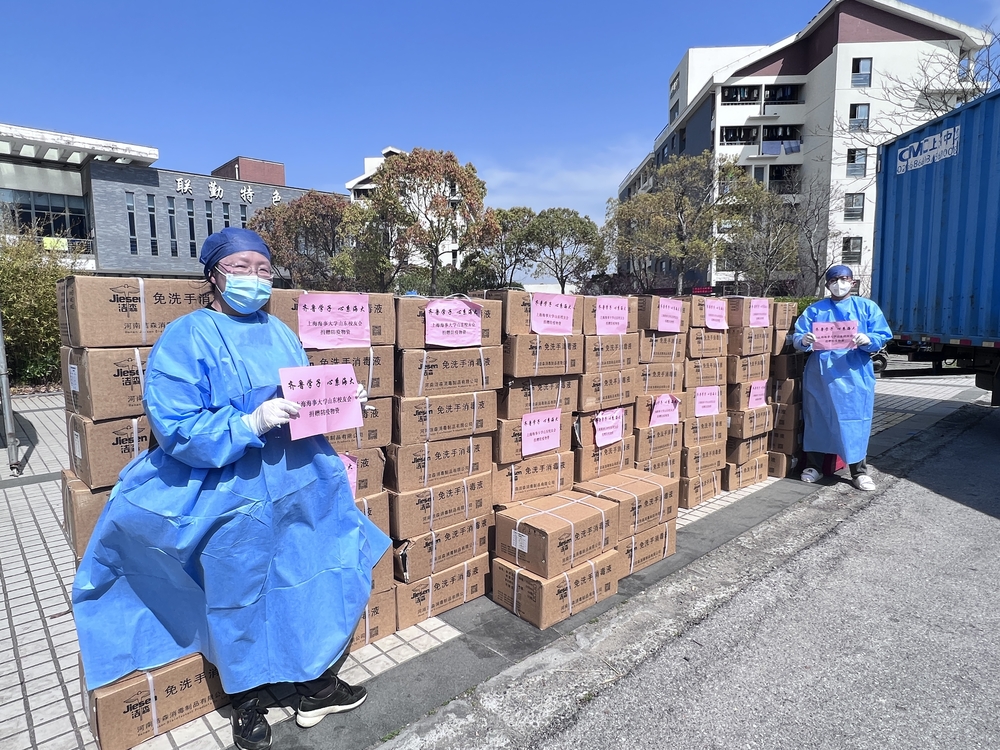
[828, 279, 853, 297]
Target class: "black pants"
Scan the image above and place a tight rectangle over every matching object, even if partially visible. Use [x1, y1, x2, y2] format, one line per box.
[806, 451, 868, 478]
[229, 641, 353, 708]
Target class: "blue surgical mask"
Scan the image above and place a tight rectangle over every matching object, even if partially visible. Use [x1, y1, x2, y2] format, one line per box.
[220, 273, 272, 314]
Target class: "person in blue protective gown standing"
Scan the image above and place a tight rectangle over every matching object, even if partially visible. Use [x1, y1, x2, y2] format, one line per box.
[72, 228, 391, 750]
[792, 265, 892, 491]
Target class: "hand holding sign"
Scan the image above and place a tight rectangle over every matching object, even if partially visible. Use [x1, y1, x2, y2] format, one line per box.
[811, 320, 859, 351]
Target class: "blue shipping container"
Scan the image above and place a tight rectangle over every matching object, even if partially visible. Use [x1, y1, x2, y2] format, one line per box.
[873, 88, 1000, 345]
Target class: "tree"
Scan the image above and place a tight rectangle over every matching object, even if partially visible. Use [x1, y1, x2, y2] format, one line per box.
[366, 148, 496, 296]
[478, 206, 536, 288]
[788, 175, 842, 296]
[248, 190, 351, 290]
[339, 196, 413, 293]
[529, 208, 606, 294]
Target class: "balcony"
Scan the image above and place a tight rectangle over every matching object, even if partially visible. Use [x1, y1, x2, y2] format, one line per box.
[767, 180, 798, 195]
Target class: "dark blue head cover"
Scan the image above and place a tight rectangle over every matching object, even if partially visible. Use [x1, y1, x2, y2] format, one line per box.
[825, 264, 853, 282]
[199, 228, 271, 276]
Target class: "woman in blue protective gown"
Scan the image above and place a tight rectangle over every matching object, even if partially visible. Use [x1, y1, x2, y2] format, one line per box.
[72, 228, 391, 750]
[792, 265, 892, 491]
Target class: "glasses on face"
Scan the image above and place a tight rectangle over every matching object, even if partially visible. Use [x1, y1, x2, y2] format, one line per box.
[217, 262, 273, 280]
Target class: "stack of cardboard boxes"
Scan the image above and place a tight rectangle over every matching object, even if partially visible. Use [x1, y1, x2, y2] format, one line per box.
[767, 302, 806, 478]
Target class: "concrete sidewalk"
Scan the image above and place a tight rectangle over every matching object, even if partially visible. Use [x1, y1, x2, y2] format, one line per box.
[0, 366, 987, 750]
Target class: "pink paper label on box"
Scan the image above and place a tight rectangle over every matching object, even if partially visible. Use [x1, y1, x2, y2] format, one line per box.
[748, 380, 767, 409]
[297, 293, 371, 349]
[279, 363, 364, 440]
[339, 453, 358, 497]
[650, 394, 681, 427]
[521, 408, 563, 457]
[811, 320, 858, 351]
[657, 298, 684, 333]
[704, 298, 728, 330]
[595, 297, 629, 335]
[593, 407, 625, 448]
[530, 293, 576, 335]
[425, 299, 483, 347]
[694, 386, 720, 417]
[749, 299, 771, 327]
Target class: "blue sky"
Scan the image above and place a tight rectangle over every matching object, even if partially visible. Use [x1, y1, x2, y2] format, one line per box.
[2, 0, 994, 227]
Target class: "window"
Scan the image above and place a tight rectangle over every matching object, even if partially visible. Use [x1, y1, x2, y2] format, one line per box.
[847, 149, 867, 178]
[167, 197, 178, 257]
[842, 237, 863, 264]
[849, 103, 870, 131]
[205, 201, 214, 236]
[240, 204, 248, 228]
[34, 193, 51, 235]
[764, 84, 801, 103]
[753, 166, 765, 183]
[451, 249, 458, 267]
[679, 128, 687, 152]
[50, 195, 66, 236]
[852, 58, 872, 87]
[68, 196, 88, 240]
[670, 74, 680, 96]
[721, 85, 760, 104]
[844, 193, 865, 221]
[126, 192, 138, 255]
[670, 101, 679, 123]
[720, 126, 758, 145]
[762, 124, 802, 142]
[769, 165, 800, 194]
[222, 202, 230, 228]
[187, 198, 197, 257]
[147, 195, 158, 256]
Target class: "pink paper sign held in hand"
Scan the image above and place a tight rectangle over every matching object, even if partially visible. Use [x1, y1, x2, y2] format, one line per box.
[521, 408, 563, 458]
[650, 394, 681, 426]
[425, 299, 483, 347]
[297, 293, 372, 349]
[694, 386, 721, 417]
[748, 380, 767, 409]
[593, 407, 625, 448]
[339, 453, 358, 497]
[657, 299, 684, 333]
[596, 297, 629, 335]
[812, 320, 858, 351]
[749, 299, 771, 327]
[279, 363, 364, 440]
[704, 299, 728, 330]
[531, 293, 576, 335]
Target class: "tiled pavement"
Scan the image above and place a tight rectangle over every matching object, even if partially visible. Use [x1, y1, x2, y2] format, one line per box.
[0, 368, 988, 750]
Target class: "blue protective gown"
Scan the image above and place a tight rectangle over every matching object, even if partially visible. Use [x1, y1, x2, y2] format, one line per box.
[792, 296, 892, 464]
[72, 308, 391, 694]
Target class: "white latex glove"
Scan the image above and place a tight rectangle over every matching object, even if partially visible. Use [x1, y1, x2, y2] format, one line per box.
[242, 398, 301, 436]
[356, 384, 368, 405]
[800, 332, 817, 347]
[853, 332, 871, 348]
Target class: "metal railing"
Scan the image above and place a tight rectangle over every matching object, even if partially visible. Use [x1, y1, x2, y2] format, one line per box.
[852, 73, 872, 87]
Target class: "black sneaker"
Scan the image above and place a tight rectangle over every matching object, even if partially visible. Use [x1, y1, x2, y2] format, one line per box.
[231, 698, 271, 750]
[296, 678, 368, 728]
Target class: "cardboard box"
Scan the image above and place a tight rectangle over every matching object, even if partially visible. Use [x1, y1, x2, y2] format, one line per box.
[498, 375, 579, 419]
[680, 440, 727, 477]
[393, 515, 491, 583]
[727, 327, 773, 357]
[772, 402, 802, 432]
[306, 346, 394, 398]
[342, 447, 385, 498]
[725, 296, 774, 328]
[684, 357, 727, 388]
[582, 296, 638, 335]
[582, 334, 640, 372]
[389, 470, 492, 539]
[687, 329, 727, 359]
[722, 457, 769, 491]
[355, 490, 390, 537]
[68, 414, 151, 490]
[680, 385, 723, 421]
[495, 413, 573, 465]
[370, 548, 394, 594]
[62, 469, 111, 563]
[682, 414, 727, 447]
[727, 354, 771, 384]
[771, 300, 798, 331]
[633, 423, 682, 461]
[618, 519, 677, 576]
[635, 295, 691, 333]
[578, 368, 636, 412]
[682, 295, 727, 329]
[769, 428, 803, 455]
[638, 362, 685, 394]
[494, 491, 619, 578]
[574, 405, 635, 448]
[395, 296, 503, 349]
[324, 397, 391, 450]
[639, 331, 687, 364]
[268, 289, 395, 345]
[727, 406, 774, 439]
[634, 393, 685, 429]
[679, 470, 722, 509]
[502, 335, 584, 378]
[61, 347, 151, 421]
[726, 435, 770, 466]
[727, 379, 771, 412]
[384, 435, 492, 492]
[349, 588, 396, 650]
[393, 391, 497, 445]
[395, 553, 489, 630]
[58, 276, 210, 348]
[574, 436, 637, 482]
[396, 346, 503, 397]
[493, 451, 575, 506]
[770, 378, 802, 405]
[768, 451, 803, 478]
[771, 328, 795, 356]
[492, 549, 621, 630]
[770, 353, 805, 381]
[485, 289, 584, 335]
[635, 450, 682, 479]
[575, 471, 678, 538]
[83, 653, 227, 750]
